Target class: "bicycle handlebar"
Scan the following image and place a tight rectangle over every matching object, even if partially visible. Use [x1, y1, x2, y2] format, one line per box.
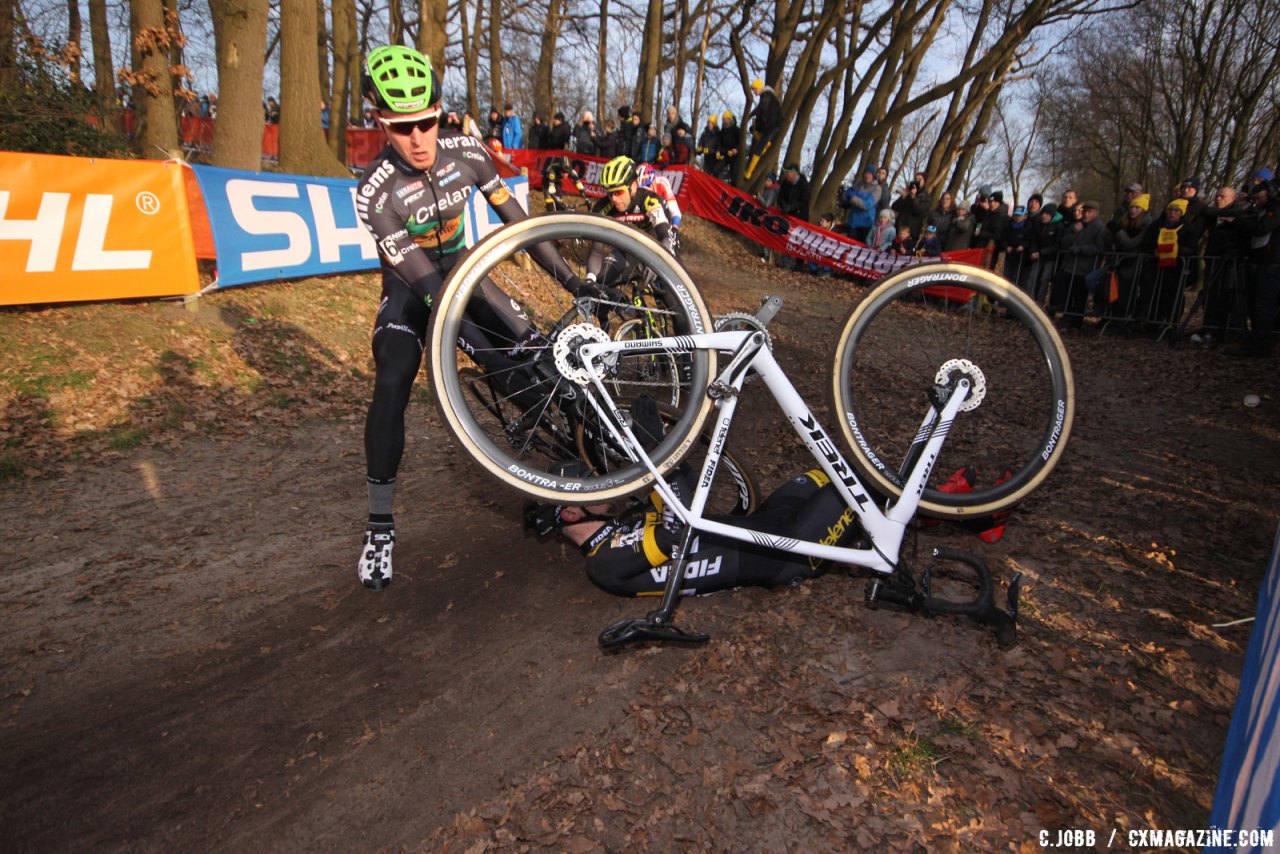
[865, 546, 1020, 648]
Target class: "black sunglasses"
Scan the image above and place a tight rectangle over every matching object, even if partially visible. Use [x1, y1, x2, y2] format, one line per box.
[381, 115, 440, 135]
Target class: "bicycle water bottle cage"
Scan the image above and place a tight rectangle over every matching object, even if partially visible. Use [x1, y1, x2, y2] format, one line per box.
[865, 547, 1021, 648]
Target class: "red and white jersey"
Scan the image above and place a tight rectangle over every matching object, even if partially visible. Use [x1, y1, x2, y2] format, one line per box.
[644, 174, 682, 227]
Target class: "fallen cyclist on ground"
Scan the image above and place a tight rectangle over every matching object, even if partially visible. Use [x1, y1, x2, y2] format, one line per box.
[524, 399, 862, 596]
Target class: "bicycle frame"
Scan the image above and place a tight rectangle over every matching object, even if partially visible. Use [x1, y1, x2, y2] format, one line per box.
[577, 328, 973, 578]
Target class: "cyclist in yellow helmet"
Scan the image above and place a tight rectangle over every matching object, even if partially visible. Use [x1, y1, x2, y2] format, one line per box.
[584, 155, 677, 289]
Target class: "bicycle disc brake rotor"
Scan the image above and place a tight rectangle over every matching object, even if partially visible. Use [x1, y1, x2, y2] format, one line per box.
[935, 358, 986, 412]
[553, 323, 612, 384]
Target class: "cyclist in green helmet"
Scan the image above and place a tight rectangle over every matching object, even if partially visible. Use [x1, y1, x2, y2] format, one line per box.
[355, 44, 588, 591]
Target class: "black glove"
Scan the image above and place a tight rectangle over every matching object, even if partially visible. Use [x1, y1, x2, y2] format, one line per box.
[594, 285, 629, 325]
[565, 274, 594, 299]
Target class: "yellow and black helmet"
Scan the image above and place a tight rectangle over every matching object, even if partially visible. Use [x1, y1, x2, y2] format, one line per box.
[600, 155, 638, 192]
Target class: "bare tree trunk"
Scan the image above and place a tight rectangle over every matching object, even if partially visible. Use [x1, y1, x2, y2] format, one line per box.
[488, 0, 502, 109]
[66, 0, 82, 82]
[671, 0, 686, 112]
[387, 0, 402, 44]
[595, 0, 608, 120]
[162, 0, 192, 117]
[532, 0, 561, 122]
[328, 0, 355, 162]
[416, 0, 446, 74]
[457, 0, 481, 118]
[130, 0, 180, 157]
[89, 0, 120, 132]
[354, 0, 373, 123]
[279, 0, 347, 176]
[634, 0, 662, 121]
[209, 0, 268, 168]
[316, 0, 330, 99]
[0, 0, 15, 92]
[690, 7, 711, 128]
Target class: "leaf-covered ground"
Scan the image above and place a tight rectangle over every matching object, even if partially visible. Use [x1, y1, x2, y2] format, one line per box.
[1, 218, 1276, 851]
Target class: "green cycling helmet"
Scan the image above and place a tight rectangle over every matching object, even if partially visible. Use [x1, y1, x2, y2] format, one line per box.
[600, 155, 638, 191]
[363, 45, 441, 114]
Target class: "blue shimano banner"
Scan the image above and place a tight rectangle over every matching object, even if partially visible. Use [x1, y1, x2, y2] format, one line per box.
[1207, 526, 1280, 851]
[191, 165, 527, 287]
[192, 166, 376, 286]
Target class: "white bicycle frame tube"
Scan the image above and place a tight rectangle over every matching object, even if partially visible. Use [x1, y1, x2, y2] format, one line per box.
[578, 330, 971, 576]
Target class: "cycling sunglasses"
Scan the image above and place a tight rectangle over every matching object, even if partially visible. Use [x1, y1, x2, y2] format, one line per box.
[380, 108, 443, 135]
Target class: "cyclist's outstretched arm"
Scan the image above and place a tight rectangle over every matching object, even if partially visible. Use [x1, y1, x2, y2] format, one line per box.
[475, 149, 585, 295]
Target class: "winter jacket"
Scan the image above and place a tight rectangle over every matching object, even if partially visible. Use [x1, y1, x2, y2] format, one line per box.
[502, 114, 523, 149]
[777, 175, 811, 222]
[750, 86, 782, 138]
[573, 122, 597, 156]
[868, 220, 896, 251]
[528, 117, 549, 151]
[843, 181, 878, 232]
[1058, 217, 1110, 276]
[547, 120, 571, 150]
[891, 190, 928, 238]
[943, 215, 976, 252]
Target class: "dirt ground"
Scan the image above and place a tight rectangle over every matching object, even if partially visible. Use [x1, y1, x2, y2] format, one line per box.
[2, 238, 1278, 851]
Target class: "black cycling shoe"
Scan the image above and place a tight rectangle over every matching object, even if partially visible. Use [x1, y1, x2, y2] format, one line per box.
[629, 394, 666, 445]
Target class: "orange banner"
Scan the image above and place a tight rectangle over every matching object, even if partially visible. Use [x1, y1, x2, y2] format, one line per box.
[0, 152, 200, 305]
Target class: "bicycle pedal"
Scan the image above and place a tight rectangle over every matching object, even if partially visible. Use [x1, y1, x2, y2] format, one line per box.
[598, 617, 711, 649]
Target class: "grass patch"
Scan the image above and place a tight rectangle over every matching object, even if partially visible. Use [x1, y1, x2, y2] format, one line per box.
[940, 713, 982, 744]
[156, 401, 193, 431]
[108, 427, 148, 450]
[0, 451, 22, 480]
[888, 734, 940, 779]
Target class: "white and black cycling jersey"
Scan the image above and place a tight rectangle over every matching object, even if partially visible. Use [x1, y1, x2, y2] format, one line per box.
[357, 131, 524, 302]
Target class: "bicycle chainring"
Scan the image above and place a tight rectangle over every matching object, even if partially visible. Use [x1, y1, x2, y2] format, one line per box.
[714, 312, 774, 351]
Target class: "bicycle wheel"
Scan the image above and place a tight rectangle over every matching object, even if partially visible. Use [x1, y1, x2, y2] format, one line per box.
[611, 317, 682, 406]
[575, 400, 760, 515]
[431, 213, 716, 504]
[831, 262, 1074, 517]
[458, 367, 579, 461]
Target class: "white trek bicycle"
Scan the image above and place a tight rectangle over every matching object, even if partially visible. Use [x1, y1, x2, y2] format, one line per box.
[429, 214, 1075, 648]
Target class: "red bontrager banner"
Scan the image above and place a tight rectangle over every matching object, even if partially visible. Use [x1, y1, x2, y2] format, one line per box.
[504, 150, 982, 280]
[678, 169, 984, 279]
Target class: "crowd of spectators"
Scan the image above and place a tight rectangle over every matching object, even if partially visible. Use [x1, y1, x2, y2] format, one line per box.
[798, 166, 1280, 354]
[488, 101, 699, 168]
[489, 97, 1276, 354]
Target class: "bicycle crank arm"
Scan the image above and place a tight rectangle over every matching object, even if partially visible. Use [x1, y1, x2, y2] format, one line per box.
[865, 547, 1020, 648]
[754, 294, 784, 326]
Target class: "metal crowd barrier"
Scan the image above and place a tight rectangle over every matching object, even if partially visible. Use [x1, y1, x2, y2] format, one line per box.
[996, 251, 1259, 344]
